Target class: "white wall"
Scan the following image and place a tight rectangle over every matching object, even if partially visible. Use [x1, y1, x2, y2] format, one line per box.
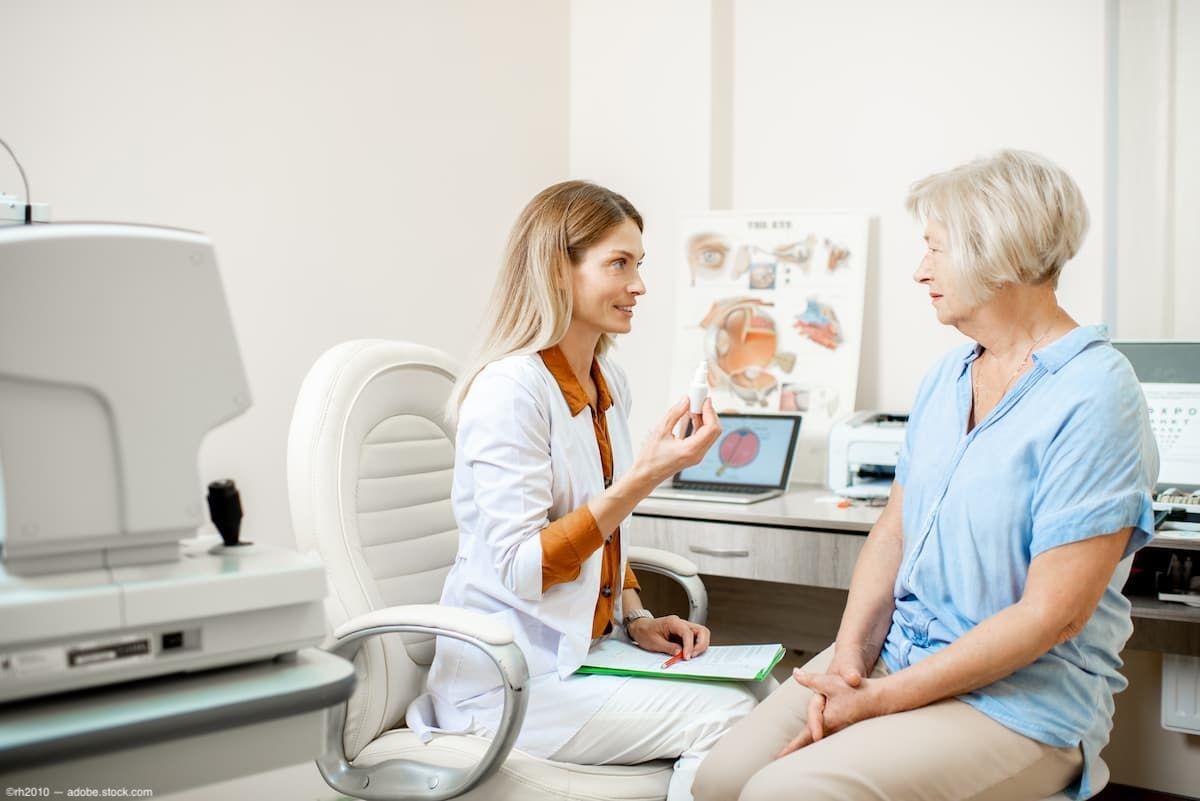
[1116, 0, 1177, 338]
[1175, 0, 1200, 338]
[570, 0, 717, 444]
[573, 0, 1112, 434]
[733, 0, 1108, 411]
[1116, 0, 1200, 340]
[0, 0, 570, 553]
[2, 5, 567, 796]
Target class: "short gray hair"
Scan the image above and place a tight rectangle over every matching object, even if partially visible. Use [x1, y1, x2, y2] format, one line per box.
[906, 150, 1089, 306]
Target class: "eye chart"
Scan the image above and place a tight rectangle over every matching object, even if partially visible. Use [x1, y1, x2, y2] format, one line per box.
[1142, 382, 1200, 487]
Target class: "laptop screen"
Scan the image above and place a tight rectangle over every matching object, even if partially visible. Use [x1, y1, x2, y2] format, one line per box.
[676, 413, 802, 490]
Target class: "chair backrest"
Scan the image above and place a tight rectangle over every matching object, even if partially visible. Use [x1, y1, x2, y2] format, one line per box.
[287, 340, 460, 759]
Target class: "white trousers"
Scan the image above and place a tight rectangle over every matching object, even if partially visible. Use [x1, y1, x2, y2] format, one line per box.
[548, 676, 758, 801]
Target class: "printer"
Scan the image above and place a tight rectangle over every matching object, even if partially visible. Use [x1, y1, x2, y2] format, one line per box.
[827, 411, 909, 498]
[0, 223, 327, 703]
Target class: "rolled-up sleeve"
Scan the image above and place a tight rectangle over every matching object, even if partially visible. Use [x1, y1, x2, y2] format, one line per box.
[1030, 372, 1159, 561]
[458, 371, 554, 601]
[541, 505, 604, 590]
[622, 563, 640, 593]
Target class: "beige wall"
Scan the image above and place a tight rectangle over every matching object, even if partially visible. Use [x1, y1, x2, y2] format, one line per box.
[0, 0, 570, 553]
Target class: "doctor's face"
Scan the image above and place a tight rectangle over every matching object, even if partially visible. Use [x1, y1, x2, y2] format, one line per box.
[570, 218, 646, 336]
[914, 219, 971, 326]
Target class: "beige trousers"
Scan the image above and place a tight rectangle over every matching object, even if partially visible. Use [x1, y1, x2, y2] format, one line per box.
[693, 645, 1083, 801]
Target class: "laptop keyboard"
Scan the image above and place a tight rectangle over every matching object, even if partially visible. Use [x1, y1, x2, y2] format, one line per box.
[678, 483, 765, 494]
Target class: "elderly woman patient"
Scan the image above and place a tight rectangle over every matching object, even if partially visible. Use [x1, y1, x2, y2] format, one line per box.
[695, 151, 1158, 801]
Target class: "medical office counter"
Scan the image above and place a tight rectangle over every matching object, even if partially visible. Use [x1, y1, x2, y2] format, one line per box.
[0, 648, 355, 796]
[632, 484, 1200, 658]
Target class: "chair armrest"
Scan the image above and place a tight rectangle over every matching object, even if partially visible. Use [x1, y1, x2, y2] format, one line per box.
[628, 546, 709, 626]
[330, 604, 514, 647]
[628, 546, 698, 577]
[318, 604, 529, 801]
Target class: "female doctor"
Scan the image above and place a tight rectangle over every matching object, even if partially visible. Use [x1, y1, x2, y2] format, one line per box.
[408, 180, 757, 801]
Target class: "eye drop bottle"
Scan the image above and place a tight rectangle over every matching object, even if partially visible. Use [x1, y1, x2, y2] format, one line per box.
[689, 361, 709, 413]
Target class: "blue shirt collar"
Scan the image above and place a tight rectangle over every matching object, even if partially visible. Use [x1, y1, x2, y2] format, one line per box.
[959, 324, 1109, 376]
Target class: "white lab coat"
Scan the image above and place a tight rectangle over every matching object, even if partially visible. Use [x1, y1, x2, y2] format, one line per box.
[407, 350, 638, 755]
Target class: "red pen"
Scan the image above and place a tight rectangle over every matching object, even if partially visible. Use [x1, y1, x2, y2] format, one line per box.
[661, 649, 685, 670]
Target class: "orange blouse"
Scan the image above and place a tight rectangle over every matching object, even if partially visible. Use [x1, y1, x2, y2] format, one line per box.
[537, 345, 639, 638]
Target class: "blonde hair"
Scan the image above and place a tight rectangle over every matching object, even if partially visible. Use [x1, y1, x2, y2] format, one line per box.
[906, 149, 1089, 307]
[447, 180, 643, 424]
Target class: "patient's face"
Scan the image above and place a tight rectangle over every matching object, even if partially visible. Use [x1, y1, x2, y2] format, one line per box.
[570, 218, 646, 336]
[914, 219, 968, 325]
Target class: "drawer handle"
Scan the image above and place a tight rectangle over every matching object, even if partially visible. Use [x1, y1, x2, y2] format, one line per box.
[688, 545, 750, 558]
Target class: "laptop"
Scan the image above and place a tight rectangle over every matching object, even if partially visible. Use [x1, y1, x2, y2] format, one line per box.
[648, 413, 802, 504]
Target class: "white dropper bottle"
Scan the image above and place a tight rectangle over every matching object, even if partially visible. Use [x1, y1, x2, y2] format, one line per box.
[688, 360, 710, 413]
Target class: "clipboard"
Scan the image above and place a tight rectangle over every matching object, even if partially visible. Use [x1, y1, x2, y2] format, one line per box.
[575, 639, 785, 682]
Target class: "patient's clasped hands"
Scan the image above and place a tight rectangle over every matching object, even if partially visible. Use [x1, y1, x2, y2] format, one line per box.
[775, 647, 887, 758]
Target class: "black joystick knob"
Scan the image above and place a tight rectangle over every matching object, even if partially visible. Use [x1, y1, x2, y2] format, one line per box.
[207, 479, 249, 547]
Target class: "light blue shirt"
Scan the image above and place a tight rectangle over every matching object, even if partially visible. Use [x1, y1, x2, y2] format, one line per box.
[884, 325, 1158, 800]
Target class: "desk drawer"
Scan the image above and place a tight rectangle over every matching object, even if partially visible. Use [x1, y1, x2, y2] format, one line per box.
[632, 516, 865, 590]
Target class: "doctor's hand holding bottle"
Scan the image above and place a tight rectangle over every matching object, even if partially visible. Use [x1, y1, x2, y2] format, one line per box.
[637, 394, 723, 483]
[623, 393, 722, 494]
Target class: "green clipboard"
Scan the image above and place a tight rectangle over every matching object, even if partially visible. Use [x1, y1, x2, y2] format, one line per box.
[575, 642, 785, 682]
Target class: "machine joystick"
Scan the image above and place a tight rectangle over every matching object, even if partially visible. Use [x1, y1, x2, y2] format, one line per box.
[207, 479, 250, 547]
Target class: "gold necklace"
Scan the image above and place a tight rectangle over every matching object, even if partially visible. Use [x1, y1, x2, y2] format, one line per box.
[972, 326, 1054, 414]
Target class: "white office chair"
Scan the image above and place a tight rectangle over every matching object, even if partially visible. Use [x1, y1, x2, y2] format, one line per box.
[287, 340, 709, 801]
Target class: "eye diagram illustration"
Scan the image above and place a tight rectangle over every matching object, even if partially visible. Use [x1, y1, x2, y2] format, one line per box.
[716, 428, 760, 476]
[686, 233, 741, 285]
[824, 238, 850, 271]
[686, 233, 821, 286]
[748, 262, 776, 289]
[794, 298, 844, 351]
[700, 297, 798, 407]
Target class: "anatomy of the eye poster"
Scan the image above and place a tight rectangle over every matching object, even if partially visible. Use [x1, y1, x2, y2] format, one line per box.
[674, 212, 870, 482]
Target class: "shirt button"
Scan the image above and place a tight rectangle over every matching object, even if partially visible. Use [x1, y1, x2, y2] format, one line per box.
[601, 585, 612, 597]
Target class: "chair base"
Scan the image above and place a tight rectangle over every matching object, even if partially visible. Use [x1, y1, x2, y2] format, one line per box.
[353, 729, 673, 801]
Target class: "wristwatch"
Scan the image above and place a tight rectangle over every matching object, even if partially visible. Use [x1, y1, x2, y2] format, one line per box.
[622, 608, 653, 636]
